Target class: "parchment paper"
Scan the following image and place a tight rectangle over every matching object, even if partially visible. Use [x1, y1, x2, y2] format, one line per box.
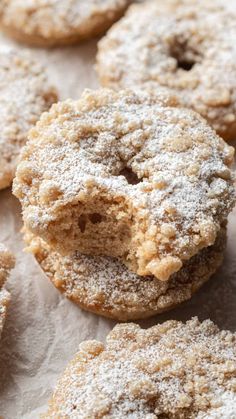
[0, 31, 235, 419]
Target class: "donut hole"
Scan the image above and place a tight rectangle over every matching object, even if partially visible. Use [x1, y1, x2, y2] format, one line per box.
[169, 41, 199, 72]
[119, 167, 142, 185]
[176, 58, 195, 71]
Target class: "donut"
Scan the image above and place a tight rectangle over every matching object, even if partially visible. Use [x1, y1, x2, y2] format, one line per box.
[13, 89, 235, 281]
[24, 226, 226, 321]
[0, 50, 57, 190]
[43, 317, 236, 417]
[0, 289, 10, 338]
[0, 0, 130, 47]
[0, 244, 15, 338]
[96, 0, 236, 141]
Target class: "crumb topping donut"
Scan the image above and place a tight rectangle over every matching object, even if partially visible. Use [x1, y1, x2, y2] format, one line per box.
[0, 244, 15, 338]
[13, 89, 235, 281]
[0, 0, 130, 47]
[43, 317, 236, 418]
[97, 0, 236, 141]
[0, 289, 10, 338]
[24, 227, 226, 321]
[0, 50, 57, 190]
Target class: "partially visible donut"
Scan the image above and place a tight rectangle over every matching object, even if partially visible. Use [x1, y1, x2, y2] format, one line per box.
[0, 49, 57, 190]
[43, 318, 236, 418]
[24, 226, 226, 321]
[13, 89, 235, 281]
[0, 244, 15, 338]
[97, 0, 236, 141]
[0, 0, 130, 47]
[0, 289, 11, 338]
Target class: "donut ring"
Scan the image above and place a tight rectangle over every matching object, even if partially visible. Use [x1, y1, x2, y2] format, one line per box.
[0, 244, 15, 338]
[0, 50, 57, 190]
[44, 318, 236, 418]
[0, 0, 130, 47]
[13, 89, 235, 281]
[25, 227, 226, 321]
[97, 0, 236, 141]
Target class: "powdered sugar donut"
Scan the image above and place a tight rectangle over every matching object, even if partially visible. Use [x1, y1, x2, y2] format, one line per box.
[43, 318, 236, 418]
[0, 0, 130, 47]
[0, 289, 10, 338]
[13, 89, 235, 281]
[0, 50, 57, 190]
[0, 244, 15, 338]
[14, 90, 234, 280]
[97, 0, 236, 141]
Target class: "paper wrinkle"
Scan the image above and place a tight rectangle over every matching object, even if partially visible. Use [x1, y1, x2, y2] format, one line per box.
[0, 33, 235, 419]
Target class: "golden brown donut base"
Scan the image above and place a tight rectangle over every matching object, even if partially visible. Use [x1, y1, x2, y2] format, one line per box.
[25, 227, 226, 321]
[0, 5, 128, 47]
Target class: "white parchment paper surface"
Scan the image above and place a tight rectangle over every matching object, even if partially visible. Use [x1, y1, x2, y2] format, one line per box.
[0, 31, 235, 419]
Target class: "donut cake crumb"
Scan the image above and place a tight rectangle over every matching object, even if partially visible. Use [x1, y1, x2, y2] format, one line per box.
[13, 89, 235, 281]
[0, 49, 57, 190]
[0, 244, 15, 338]
[24, 226, 226, 321]
[97, 0, 236, 141]
[43, 317, 236, 418]
[0, 0, 130, 47]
